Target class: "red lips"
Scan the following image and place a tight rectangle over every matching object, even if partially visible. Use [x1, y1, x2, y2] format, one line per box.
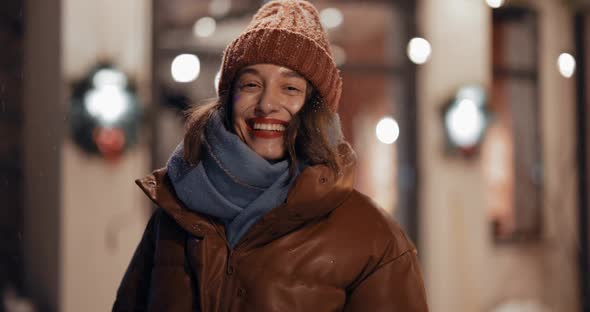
[246, 117, 288, 139]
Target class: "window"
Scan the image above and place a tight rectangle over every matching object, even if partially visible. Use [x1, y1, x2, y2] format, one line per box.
[485, 7, 543, 241]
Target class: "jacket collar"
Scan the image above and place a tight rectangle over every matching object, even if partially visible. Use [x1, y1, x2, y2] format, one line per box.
[135, 142, 357, 249]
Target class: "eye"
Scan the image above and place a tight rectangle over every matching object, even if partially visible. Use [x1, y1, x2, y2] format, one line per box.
[239, 82, 260, 91]
[284, 85, 303, 94]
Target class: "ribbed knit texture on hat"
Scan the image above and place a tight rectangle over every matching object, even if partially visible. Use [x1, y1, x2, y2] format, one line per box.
[217, 0, 342, 112]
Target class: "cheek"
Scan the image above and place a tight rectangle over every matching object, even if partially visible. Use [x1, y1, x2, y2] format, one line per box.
[231, 99, 247, 133]
[232, 94, 253, 117]
[285, 98, 305, 115]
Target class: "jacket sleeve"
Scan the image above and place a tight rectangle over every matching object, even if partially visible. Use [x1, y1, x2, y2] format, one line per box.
[112, 209, 160, 312]
[343, 249, 429, 312]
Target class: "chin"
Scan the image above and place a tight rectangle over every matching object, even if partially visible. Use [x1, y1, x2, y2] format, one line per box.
[250, 146, 286, 162]
[258, 151, 286, 162]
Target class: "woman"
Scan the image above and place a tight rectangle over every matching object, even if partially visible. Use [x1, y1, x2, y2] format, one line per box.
[113, 0, 428, 311]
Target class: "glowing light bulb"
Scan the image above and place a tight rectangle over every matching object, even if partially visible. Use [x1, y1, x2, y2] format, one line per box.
[84, 86, 130, 124]
[193, 17, 216, 38]
[171, 54, 201, 83]
[407, 37, 432, 64]
[320, 8, 343, 29]
[92, 68, 127, 88]
[486, 0, 505, 9]
[376, 117, 400, 144]
[557, 53, 576, 78]
[445, 99, 485, 148]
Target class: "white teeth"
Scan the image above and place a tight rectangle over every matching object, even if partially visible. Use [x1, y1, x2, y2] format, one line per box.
[253, 123, 286, 131]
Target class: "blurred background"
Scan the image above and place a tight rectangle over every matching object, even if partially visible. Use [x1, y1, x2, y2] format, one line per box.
[0, 0, 589, 311]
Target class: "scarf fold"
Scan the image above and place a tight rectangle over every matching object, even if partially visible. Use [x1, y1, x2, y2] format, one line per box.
[167, 111, 302, 248]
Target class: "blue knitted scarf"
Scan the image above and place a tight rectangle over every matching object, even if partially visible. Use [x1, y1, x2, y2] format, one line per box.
[166, 111, 302, 248]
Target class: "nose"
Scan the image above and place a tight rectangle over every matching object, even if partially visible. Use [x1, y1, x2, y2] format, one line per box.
[254, 87, 280, 115]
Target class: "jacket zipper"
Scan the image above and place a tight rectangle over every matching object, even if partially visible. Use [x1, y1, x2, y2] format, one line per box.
[208, 219, 240, 312]
[225, 248, 235, 311]
[208, 215, 277, 311]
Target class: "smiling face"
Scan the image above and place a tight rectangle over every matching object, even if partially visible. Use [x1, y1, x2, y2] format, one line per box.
[231, 64, 308, 162]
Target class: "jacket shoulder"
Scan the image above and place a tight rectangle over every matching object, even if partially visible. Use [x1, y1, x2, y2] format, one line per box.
[337, 190, 417, 261]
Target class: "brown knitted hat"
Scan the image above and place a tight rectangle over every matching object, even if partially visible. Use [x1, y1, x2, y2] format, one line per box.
[217, 0, 342, 112]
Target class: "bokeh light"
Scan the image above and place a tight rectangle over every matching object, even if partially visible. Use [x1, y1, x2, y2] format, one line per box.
[171, 54, 201, 83]
[558, 53, 576, 78]
[376, 117, 400, 144]
[486, 0, 505, 9]
[444, 99, 486, 148]
[320, 8, 343, 29]
[407, 37, 432, 64]
[193, 17, 216, 38]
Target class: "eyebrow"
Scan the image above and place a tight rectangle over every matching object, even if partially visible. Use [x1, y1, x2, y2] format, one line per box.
[280, 69, 304, 79]
[237, 67, 304, 80]
[237, 68, 260, 77]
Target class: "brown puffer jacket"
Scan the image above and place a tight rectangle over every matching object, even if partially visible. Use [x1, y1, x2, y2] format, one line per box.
[112, 143, 429, 311]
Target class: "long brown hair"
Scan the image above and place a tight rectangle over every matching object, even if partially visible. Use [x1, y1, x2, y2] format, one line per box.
[182, 81, 344, 180]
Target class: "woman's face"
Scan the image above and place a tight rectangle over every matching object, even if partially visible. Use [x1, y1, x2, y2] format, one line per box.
[231, 63, 308, 162]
